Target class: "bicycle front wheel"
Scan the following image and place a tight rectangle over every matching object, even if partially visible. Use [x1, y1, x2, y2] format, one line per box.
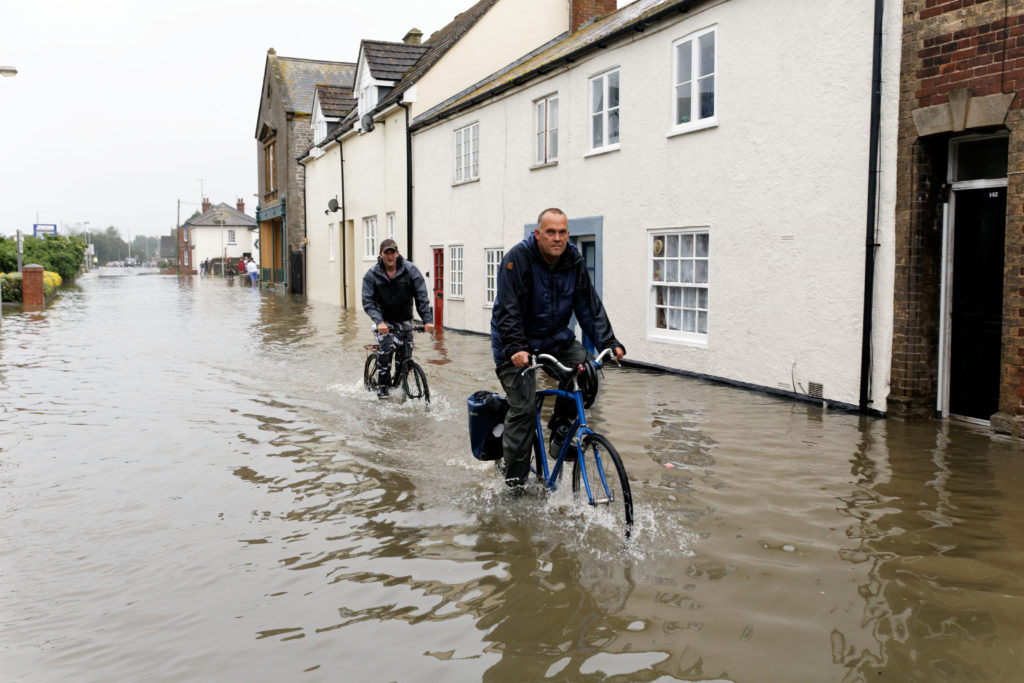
[363, 355, 379, 391]
[572, 433, 633, 539]
[402, 361, 430, 402]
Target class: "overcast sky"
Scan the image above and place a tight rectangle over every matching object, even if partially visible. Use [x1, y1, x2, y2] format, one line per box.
[0, 1, 630, 240]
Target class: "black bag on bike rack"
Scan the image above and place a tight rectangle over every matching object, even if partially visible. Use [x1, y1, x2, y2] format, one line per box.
[467, 390, 509, 461]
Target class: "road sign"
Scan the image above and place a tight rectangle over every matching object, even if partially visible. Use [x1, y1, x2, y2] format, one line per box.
[33, 223, 58, 237]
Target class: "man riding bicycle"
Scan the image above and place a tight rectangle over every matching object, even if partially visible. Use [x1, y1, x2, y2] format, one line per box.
[362, 239, 434, 397]
[490, 208, 625, 491]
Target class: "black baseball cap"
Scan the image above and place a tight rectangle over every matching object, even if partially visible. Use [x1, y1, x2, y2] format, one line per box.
[379, 239, 398, 253]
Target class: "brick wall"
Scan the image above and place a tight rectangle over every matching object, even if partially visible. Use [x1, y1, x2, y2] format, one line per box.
[891, 0, 1024, 422]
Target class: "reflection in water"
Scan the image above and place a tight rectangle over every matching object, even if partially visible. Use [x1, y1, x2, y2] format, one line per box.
[2, 273, 1024, 682]
[835, 422, 1024, 682]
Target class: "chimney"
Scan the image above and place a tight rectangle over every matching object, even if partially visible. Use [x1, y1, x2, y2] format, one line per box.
[403, 28, 423, 45]
[237, 197, 245, 213]
[202, 197, 211, 213]
[570, 0, 617, 33]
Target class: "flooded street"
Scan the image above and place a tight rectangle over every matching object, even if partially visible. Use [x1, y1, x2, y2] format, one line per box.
[2, 271, 1024, 682]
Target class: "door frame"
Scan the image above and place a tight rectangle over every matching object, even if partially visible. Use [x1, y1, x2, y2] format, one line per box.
[431, 246, 444, 328]
[937, 134, 1009, 420]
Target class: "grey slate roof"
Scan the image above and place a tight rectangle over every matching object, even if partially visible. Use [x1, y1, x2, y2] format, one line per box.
[184, 203, 256, 228]
[277, 58, 356, 116]
[362, 40, 429, 82]
[316, 84, 356, 118]
[329, 0, 500, 137]
[412, 0, 698, 129]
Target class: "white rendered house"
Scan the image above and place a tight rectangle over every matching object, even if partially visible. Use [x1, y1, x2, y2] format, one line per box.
[409, 0, 902, 412]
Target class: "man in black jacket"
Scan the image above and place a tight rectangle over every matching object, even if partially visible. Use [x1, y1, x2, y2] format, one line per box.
[362, 239, 434, 397]
[490, 208, 625, 490]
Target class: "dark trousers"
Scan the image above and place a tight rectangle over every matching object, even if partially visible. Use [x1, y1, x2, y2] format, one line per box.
[376, 324, 411, 383]
[496, 341, 589, 486]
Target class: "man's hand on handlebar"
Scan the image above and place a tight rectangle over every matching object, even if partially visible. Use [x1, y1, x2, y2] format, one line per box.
[511, 350, 531, 368]
[376, 321, 389, 335]
[424, 323, 435, 332]
[613, 346, 625, 361]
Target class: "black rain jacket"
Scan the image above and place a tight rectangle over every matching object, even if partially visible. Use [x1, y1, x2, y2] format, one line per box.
[362, 256, 433, 326]
[490, 233, 622, 365]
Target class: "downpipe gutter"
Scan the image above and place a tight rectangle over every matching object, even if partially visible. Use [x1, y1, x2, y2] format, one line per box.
[859, 0, 885, 413]
[339, 138, 348, 307]
[398, 101, 414, 257]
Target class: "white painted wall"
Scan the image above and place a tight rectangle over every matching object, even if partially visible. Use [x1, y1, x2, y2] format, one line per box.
[193, 225, 254, 271]
[412, 0, 902, 411]
[304, 143, 344, 307]
[411, 0, 569, 116]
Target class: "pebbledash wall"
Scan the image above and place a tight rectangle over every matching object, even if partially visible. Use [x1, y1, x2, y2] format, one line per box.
[890, 0, 1023, 434]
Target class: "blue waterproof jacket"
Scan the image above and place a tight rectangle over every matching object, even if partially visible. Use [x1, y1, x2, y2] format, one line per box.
[490, 233, 622, 365]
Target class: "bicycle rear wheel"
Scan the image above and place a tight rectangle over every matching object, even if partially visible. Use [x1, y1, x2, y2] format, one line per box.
[402, 360, 430, 402]
[572, 433, 633, 539]
[363, 355, 379, 391]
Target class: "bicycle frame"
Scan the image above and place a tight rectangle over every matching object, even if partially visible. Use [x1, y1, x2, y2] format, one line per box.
[528, 358, 615, 506]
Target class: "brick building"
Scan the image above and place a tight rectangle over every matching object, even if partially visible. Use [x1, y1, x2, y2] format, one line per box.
[255, 49, 355, 293]
[890, 0, 1022, 433]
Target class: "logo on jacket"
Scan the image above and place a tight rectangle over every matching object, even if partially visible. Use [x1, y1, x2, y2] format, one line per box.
[506, 263, 514, 270]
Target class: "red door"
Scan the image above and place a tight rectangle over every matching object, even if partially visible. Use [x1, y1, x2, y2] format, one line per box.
[432, 248, 444, 328]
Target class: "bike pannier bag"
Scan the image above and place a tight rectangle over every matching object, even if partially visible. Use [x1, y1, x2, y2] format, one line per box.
[467, 390, 509, 461]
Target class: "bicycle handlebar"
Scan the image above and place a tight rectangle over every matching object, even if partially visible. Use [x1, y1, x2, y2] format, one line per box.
[520, 348, 620, 378]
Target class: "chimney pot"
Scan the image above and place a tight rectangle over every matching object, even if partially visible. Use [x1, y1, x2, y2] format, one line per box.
[237, 198, 245, 213]
[202, 198, 211, 213]
[403, 28, 423, 45]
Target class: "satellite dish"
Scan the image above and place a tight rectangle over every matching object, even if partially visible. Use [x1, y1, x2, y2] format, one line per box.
[327, 198, 339, 213]
[361, 113, 375, 132]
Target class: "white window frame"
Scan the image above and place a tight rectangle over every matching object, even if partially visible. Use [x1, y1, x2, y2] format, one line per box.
[588, 68, 620, 154]
[386, 212, 397, 240]
[485, 247, 504, 306]
[449, 244, 464, 299]
[648, 228, 710, 346]
[670, 26, 718, 136]
[227, 229, 236, 245]
[534, 95, 558, 165]
[363, 216, 377, 259]
[328, 223, 335, 261]
[454, 122, 480, 183]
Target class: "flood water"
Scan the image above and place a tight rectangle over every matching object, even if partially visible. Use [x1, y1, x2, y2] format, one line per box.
[2, 270, 1023, 682]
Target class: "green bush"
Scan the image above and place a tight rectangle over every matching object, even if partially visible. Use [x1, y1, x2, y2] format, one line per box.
[0, 234, 86, 282]
[1, 273, 22, 302]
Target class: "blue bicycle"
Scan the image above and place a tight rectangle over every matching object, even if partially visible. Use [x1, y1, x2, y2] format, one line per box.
[502, 349, 634, 539]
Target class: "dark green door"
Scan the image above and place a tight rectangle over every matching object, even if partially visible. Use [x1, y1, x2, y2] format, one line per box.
[948, 187, 1006, 420]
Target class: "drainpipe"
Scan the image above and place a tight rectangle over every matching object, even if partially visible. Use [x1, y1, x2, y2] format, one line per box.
[339, 137, 348, 307]
[301, 162, 308, 295]
[398, 101, 413, 258]
[859, 0, 885, 413]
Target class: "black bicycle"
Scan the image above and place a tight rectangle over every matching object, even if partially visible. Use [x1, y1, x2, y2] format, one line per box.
[363, 323, 430, 402]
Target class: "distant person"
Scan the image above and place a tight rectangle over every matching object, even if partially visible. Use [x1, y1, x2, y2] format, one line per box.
[246, 257, 259, 286]
[200, 258, 208, 276]
[361, 239, 434, 397]
[238, 257, 245, 276]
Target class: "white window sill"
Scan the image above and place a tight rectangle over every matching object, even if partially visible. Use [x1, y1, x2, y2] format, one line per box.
[452, 177, 480, 187]
[667, 118, 718, 138]
[584, 144, 621, 159]
[647, 332, 708, 348]
[530, 160, 557, 171]
[483, 303, 494, 309]
[448, 295, 465, 301]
